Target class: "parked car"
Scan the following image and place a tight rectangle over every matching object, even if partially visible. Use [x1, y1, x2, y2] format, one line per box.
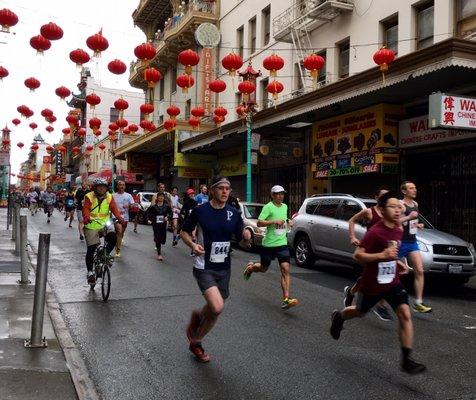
[238, 202, 266, 248]
[288, 194, 476, 284]
[136, 191, 155, 224]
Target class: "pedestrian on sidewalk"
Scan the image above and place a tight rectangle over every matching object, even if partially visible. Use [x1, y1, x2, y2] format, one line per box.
[147, 192, 172, 262]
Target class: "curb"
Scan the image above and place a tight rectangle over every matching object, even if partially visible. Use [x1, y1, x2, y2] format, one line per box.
[28, 237, 101, 400]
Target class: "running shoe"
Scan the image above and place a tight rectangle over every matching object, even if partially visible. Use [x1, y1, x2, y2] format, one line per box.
[87, 271, 96, 284]
[47, 219, 50, 224]
[133, 228, 137, 233]
[172, 240, 177, 247]
[115, 250, 121, 258]
[343, 286, 354, 307]
[68, 224, 72, 228]
[80, 235, 84, 241]
[281, 297, 299, 310]
[243, 262, 254, 281]
[64, 216, 67, 222]
[330, 310, 344, 340]
[373, 305, 393, 321]
[189, 342, 210, 363]
[401, 357, 426, 374]
[413, 303, 432, 313]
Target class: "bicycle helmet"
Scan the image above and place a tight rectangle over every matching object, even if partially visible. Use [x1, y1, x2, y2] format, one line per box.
[92, 178, 108, 187]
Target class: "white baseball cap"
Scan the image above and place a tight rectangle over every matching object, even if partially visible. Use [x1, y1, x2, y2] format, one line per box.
[271, 185, 286, 194]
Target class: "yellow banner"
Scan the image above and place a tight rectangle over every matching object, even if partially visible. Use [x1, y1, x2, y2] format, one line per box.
[215, 149, 246, 176]
[178, 166, 211, 179]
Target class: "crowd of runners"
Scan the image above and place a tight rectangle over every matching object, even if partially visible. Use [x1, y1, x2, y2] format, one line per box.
[16, 176, 430, 374]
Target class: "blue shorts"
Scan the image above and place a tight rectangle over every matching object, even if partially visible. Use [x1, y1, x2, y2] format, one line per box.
[260, 245, 291, 267]
[399, 241, 420, 258]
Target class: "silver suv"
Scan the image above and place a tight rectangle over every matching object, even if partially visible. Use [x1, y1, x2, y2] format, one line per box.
[288, 194, 476, 284]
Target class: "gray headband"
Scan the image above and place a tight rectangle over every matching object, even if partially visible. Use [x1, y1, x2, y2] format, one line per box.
[210, 178, 231, 189]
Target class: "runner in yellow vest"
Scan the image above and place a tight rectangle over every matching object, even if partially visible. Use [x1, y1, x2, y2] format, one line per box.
[82, 178, 125, 284]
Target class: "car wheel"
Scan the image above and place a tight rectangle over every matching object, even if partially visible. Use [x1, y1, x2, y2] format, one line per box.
[294, 235, 315, 268]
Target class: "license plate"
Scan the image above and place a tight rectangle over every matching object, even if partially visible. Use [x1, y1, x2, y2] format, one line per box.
[448, 264, 463, 273]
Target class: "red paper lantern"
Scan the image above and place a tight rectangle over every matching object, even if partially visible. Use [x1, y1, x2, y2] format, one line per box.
[108, 123, 118, 132]
[31, 143, 39, 152]
[46, 145, 54, 153]
[29, 122, 38, 130]
[108, 59, 127, 75]
[115, 118, 128, 129]
[89, 117, 101, 132]
[123, 127, 130, 135]
[167, 105, 180, 120]
[163, 119, 176, 131]
[214, 107, 228, 118]
[57, 145, 67, 153]
[303, 54, 325, 89]
[0, 66, 9, 80]
[24, 77, 41, 92]
[98, 143, 106, 150]
[263, 54, 285, 78]
[46, 115, 57, 124]
[55, 86, 71, 100]
[128, 124, 138, 133]
[69, 49, 90, 67]
[77, 128, 86, 137]
[86, 144, 94, 152]
[188, 117, 200, 130]
[140, 120, 152, 132]
[72, 146, 81, 155]
[140, 103, 154, 116]
[178, 49, 200, 75]
[93, 129, 102, 137]
[222, 52, 243, 76]
[45, 126, 54, 133]
[238, 80, 256, 102]
[209, 79, 226, 93]
[176, 73, 194, 93]
[2, 138, 10, 146]
[266, 80, 284, 100]
[23, 108, 34, 119]
[86, 30, 109, 57]
[40, 22, 63, 40]
[86, 93, 101, 109]
[41, 108, 53, 119]
[17, 142, 24, 149]
[134, 43, 156, 64]
[236, 105, 246, 117]
[0, 9, 18, 32]
[66, 114, 79, 128]
[114, 98, 129, 111]
[30, 35, 51, 55]
[12, 118, 21, 126]
[213, 115, 225, 126]
[144, 67, 162, 88]
[373, 46, 395, 83]
[191, 106, 205, 119]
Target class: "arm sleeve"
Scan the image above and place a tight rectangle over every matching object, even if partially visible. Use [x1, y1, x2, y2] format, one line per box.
[82, 196, 92, 220]
[181, 207, 198, 233]
[258, 203, 270, 221]
[109, 198, 122, 220]
[358, 230, 373, 252]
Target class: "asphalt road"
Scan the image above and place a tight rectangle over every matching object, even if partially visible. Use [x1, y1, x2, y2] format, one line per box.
[27, 210, 476, 400]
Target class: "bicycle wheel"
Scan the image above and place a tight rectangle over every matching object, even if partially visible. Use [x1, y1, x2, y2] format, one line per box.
[101, 266, 111, 301]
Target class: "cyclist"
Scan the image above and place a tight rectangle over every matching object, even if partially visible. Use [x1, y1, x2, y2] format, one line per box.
[82, 178, 125, 284]
[181, 176, 251, 363]
[64, 187, 76, 228]
[41, 186, 56, 224]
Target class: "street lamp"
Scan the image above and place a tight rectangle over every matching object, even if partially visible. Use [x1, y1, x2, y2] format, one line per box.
[238, 62, 261, 202]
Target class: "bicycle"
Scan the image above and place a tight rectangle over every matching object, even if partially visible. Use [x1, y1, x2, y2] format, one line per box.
[89, 219, 114, 301]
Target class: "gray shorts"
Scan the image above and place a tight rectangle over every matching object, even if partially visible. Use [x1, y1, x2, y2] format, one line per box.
[193, 268, 231, 299]
[76, 210, 83, 221]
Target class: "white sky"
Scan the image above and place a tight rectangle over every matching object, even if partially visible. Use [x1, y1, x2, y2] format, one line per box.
[0, 0, 144, 180]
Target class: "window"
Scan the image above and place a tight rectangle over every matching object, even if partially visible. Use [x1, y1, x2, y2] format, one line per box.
[185, 99, 191, 119]
[109, 108, 119, 122]
[416, 2, 434, 50]
[338, 200, 362, 221]
[235, 92, 242, 106]
[317, 50, 327, 84]
[294, 63, 303, 91]
[305, 200, 319, 215]
[249, 17, 257, 54]
[338, 39, 350, 78]
[260, 78, 269, 109]
[262, 6, 271, 46]
[315, 199, 340, 218]
[158, 115, 164, 125]
[159, 78, 165, 101]
[171, 67, 177, 93]
[457, 0, 476, 38]
[381, 15, 398, 55]
[237, 26, 244, 58]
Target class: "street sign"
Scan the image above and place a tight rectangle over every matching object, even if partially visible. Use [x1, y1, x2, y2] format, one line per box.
[429, 93, 476, 130]
[251, 133, 261, 151]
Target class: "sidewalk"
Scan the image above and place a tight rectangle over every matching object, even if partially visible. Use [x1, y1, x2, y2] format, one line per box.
[0, 208, 78, 400]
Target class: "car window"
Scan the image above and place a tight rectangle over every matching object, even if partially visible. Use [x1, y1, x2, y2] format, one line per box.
[305, 200, 320, 214]
[142, 194, 153, 202]
[315, 199, 340, 218]
[338, 200, 362, 221]
[244, 205, 263, 219]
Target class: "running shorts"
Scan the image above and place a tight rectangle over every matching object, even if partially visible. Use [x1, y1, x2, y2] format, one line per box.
[76, 210, 83, 221]
[356, 283, 409, 313]
[398, 241, 420, 258]
[260, 245, 291, 267]
[193, 268, 231, 299]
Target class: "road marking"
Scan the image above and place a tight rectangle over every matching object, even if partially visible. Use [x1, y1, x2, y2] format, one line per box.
[464, 326, 476, 330]
[463, 314, 476, 320]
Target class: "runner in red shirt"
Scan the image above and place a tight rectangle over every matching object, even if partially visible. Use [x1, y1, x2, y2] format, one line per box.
[330, 191, 426, 375]
[130, 190, 141, 233]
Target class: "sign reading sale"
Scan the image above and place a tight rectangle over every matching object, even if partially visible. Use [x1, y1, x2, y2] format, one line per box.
[429, 93, 476, 130]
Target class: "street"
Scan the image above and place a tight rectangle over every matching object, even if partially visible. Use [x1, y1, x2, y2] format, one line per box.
[26, 211, 476, 400]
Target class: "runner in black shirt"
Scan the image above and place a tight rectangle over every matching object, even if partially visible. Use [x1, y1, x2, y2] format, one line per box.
[75, 181, 89, 241]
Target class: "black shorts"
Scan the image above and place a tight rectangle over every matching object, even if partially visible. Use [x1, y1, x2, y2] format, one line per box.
[356, 283, 409, 313]
[129, 211, 138, 220]
[65, 207, 75, 212]
[260, 245, 291, 267]
[193, 268, 231, 299]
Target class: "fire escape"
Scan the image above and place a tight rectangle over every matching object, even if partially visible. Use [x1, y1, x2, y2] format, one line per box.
[273, 0, 354, 91]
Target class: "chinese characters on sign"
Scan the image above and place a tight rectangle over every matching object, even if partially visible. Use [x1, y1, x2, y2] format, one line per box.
[429, 93, 476, 130]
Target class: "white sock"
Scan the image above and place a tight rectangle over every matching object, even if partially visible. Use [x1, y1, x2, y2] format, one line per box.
[414, 299, 422, 305]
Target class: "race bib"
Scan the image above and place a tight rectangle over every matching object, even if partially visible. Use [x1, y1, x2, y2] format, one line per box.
[409, 219, 418, 235]
[210, 241, 230, 263]
[377, 261, 396, 284]
[156, 215, 165, 224]
[274, 223, 287, 236]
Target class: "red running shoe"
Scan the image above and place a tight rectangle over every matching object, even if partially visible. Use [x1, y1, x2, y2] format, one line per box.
[186, 310, 201, 343]
[189, 342, 210, 363]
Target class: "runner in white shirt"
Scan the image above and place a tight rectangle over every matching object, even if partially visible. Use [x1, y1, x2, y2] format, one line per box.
[170, 187, 182, 247]
[112, 180, 133, 258]
[27, 188, 39, 216]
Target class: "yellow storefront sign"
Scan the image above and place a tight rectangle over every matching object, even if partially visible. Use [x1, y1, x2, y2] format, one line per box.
[215, 148, 246, 177]
[178, 166, 211, 179]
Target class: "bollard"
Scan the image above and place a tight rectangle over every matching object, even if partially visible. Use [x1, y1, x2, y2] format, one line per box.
[11, 203, 17, 241]
[14, 206, 20, 254]
[25, 233, 50, 348]
[19, 215, 30, 284]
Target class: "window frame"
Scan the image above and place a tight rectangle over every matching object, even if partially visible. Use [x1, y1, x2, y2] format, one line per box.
[249, 16, 257, 55]
[338, 39, 350, 78]
[415, 1, 434, 50]
[337, 199, 363, 221]
[262, 5, 271, 46]
[380, 13, 399, 55]
[314, 198, 342, 218]
[109, 107, 119, 123]
[236, 25, 244, 58]
[260, 77, 269, 109]
[171, 66, 177, 94]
